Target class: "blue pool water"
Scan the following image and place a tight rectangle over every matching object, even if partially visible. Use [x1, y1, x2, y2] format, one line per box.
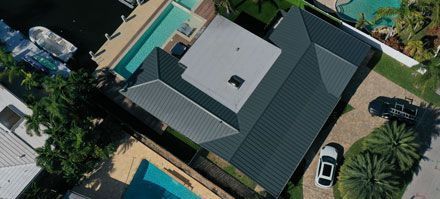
[175, 0, 199, 10]
[114, 3, 190, 78]
[336, 0, 401, 30]
[124, 160, 200, 199]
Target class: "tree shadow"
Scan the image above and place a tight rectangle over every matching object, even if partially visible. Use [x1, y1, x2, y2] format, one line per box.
[411, 103, 440, 175]
[71, 133, 138, 198]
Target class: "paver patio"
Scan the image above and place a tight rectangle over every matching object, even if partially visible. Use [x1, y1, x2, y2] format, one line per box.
[303, 69, 426, 199]
[73, 135, 222, 199]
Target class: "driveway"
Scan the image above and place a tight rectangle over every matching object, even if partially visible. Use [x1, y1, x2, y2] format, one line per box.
[303, 69, 426, 199]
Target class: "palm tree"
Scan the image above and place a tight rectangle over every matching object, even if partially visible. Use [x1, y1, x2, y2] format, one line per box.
[414, 57, 440, 93]
[419, 0, 440, 28]
[338, 153, 400, 199]
[363, 121, 420, 171]
[0, 49, 22, 82]
[355, 13, 371, 30]
[404, 40, 432, 62]
[375, 1, 425, 40]
[25, 70, 115, 183]
[214, 0, 234, 14]
[20, 70, 39, 90]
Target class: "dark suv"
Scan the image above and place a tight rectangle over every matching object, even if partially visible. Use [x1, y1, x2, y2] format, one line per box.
[368, 96, 419, 125]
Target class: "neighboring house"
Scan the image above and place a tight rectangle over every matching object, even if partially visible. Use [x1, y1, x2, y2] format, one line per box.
[0, 85, 47, 199]
[120, 7, 371, 197]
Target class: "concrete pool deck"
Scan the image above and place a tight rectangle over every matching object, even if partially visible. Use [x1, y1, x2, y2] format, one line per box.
[313, 0, 337, 13]
[93, 0, 169, 71]
[73, 135, 223, 199]
[93, 0, 213, 79]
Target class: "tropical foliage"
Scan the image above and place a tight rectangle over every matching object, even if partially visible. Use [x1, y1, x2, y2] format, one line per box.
[404, 40, 432, 62]
[23, 71, 114, 183]
[338, 153, 400, 199]
[415, 56, 440, 93]
[214, 0, 235, 15]
[363, 121, 420, 171]
[355, 13, 371, 30]
[375, 0, 425, 40]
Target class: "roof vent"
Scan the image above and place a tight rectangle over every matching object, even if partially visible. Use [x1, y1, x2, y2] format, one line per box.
[228, 75, 245, 89]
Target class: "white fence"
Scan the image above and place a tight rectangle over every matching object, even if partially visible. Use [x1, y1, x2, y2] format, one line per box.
[340, 22, 419, 67]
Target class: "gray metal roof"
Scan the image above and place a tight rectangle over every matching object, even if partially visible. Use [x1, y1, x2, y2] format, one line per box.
[0, 85, 44, 199]
[121, 7, 370, 198]
[180, 15, 281, 113]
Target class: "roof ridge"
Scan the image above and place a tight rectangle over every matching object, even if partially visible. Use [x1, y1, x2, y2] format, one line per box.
[0, 162, 37, 169]
[229, 43, 316, 162]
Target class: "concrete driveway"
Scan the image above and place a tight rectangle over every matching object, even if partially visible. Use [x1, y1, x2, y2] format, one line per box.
[303, 69, 427, 199]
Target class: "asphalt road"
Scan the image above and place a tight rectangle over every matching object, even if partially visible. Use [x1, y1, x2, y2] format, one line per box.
[403, 107, 440, 199]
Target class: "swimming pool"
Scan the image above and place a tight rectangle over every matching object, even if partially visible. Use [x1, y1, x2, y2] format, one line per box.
[124, 160, 200, 199]
[114, 2, 191, 78]
[175, 0, 200, 10]
[336, 0, 401, 30]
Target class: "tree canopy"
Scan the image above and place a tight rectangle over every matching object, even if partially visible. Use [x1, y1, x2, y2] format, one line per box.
[363, 121, 420, 171]
[338, 152, 400, 199]
[24, 70, 114, 183]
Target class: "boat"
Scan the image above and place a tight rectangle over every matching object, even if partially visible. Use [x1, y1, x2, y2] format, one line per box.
[29, 26, 77, 62]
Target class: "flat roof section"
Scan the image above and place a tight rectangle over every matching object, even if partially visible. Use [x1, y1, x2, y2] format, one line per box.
[180, 15, 281, 113]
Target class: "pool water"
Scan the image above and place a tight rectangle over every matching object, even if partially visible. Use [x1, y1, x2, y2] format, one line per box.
[114, 3, 190, 78]
[175, 0, 199, 10]
[336, 0, 401, 30]
[124, 160, 200, 199]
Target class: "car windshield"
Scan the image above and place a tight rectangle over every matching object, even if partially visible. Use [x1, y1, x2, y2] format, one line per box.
[318, 178, 332, 186]
[322, 156, 336, 164]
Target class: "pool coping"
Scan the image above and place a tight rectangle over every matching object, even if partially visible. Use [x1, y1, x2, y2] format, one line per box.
[95, 0, 171, 75]
[94, 0, 206, 81]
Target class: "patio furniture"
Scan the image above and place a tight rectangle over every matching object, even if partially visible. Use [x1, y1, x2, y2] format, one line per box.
[177, 23, 194, 37]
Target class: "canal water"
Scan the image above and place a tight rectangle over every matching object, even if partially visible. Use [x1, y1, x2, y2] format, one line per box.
[0, 0, 131, 70]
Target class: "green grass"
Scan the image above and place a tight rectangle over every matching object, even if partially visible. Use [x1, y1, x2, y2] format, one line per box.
[225, 0, 303, 24]
[284, 178, 303, 199]
[342, 104, 354, 114]
[165, 128, 201, 150]
[372, 53, 440, 106]
[224, 165, 257, 189]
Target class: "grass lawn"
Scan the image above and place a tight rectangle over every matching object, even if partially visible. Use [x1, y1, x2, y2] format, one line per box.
[342, 104, 354, 114]
[224, 165, 257, 188]
[228, 0, 303, 24]
[372, 53, 440, 106]
[283, 178, 303, 199]
[227, 0, 300, 24]
[206, 153, 258, 190]
[165, 128, 201, 150]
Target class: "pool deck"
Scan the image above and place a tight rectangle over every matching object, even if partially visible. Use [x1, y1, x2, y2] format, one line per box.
[94, 0, 216, 78]
[313, 0, 337, 13]
[73, 135, 224, 199]
[93, 0, 169, 70]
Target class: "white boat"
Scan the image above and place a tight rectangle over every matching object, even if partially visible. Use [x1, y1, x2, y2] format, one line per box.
[29, 26, 77, 62]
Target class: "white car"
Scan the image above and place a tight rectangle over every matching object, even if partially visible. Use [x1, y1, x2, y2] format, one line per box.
[315, 145, 338, 188]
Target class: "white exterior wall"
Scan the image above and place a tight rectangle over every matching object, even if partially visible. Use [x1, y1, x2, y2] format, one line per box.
[341, 22, 419, 67]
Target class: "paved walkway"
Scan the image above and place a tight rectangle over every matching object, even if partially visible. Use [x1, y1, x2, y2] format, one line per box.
[303, 70, 425, 199]
[73, 135, 221, 199]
